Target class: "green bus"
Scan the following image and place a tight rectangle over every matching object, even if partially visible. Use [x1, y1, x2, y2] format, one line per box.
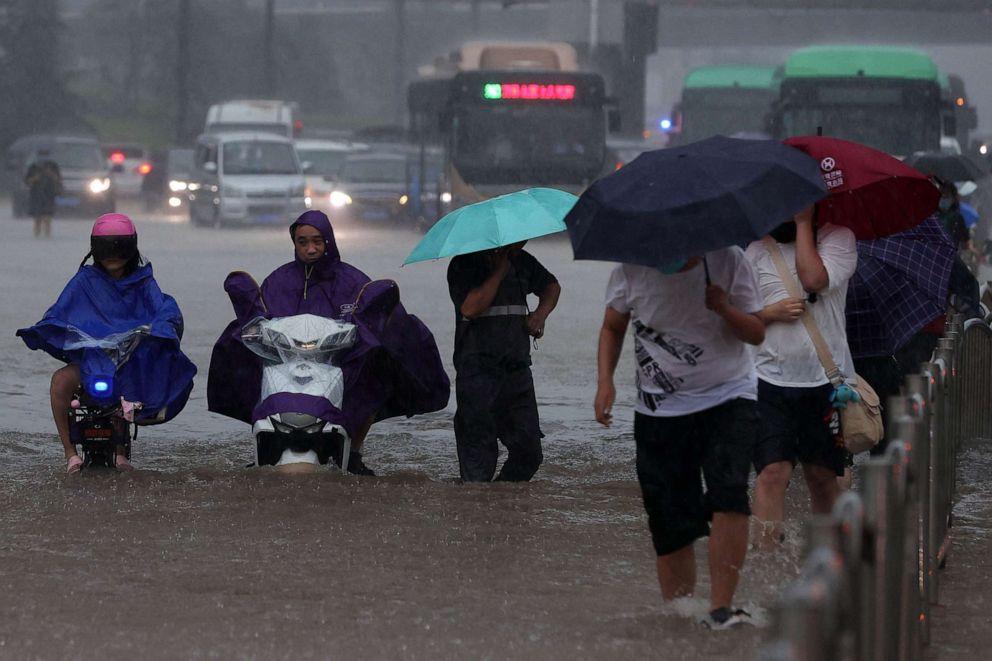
[770, 45, 944, 156]
[675, 65, 779, 144]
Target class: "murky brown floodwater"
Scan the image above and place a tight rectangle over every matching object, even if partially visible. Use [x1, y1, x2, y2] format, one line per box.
[1, 202, 989, 659]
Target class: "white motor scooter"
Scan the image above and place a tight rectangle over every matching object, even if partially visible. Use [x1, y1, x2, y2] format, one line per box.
[240, 314, 357, 472]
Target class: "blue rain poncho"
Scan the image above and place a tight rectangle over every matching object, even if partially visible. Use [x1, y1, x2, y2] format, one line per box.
[16, 261, 196, 423]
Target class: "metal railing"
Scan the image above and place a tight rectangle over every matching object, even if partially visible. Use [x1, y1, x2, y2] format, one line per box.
[758, 312, 992, 661]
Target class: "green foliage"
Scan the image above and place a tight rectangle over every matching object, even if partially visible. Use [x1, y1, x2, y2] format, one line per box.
[0, 0, 86, 150]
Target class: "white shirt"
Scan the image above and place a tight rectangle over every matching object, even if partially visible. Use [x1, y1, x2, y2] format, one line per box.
[744, 223, 858, 388]
[605, 247, 764, 417]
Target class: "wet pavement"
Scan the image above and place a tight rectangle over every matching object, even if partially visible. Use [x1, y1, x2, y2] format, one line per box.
[0, 201, 988, 659]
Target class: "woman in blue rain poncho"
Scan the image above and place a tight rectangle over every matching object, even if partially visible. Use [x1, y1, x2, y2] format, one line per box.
[16, 214, 197, 473]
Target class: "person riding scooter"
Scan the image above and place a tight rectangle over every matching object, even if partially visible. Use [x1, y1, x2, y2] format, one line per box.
[207, 210, 450, 475]
[16, 213, 197, 473]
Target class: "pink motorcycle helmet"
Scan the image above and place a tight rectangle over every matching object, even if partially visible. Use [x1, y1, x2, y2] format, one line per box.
[89, 213, 138, 265]
[92, 213, 137, 237]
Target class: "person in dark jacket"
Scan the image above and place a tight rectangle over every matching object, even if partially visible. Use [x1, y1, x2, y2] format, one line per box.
[25, 157, 62, 238]
[447, 241, 561, 482]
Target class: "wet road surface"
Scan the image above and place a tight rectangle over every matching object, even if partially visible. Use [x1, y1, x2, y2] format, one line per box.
[0, 202, 987, 659]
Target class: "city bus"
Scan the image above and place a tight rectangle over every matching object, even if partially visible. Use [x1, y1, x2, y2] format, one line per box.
[408, 45, 609, 214]
[671, 65, 778, 145]
[769, 45, 944, 156]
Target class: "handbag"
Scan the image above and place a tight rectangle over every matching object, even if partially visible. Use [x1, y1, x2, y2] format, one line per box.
[763, 237, 884, 454]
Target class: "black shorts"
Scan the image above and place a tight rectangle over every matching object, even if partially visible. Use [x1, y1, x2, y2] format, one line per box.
[753, 380, 847, 476]
[634, 398, 758, 557]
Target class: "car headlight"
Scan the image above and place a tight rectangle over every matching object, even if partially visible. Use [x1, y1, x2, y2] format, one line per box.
[398, 194, 409, 205]
[329, 191, 352, 208]
[440, 191, 453, 204]
[169, 179, 188, 192]
[88, 178, 111, 194]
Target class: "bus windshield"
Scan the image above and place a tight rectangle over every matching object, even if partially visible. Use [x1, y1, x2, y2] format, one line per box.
[681, 90, 775, 143]
[779, 82, 940, 155]
[222, 141, 299, 175]
[453, 105, 604, 185]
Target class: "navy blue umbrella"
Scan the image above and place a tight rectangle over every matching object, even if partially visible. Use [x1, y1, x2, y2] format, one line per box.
[845, 216, 955, 358]
[565, 135, 828, 267]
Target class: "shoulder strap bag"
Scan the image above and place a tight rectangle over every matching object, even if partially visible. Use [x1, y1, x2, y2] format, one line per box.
[762, 236, 883, 454]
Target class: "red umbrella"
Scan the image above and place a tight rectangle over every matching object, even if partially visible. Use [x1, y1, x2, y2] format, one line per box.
[784, 136, 940, 240]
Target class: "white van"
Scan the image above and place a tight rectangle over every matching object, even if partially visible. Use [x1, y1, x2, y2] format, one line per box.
[204, 100, 299, 138]
[187, 132, 309, 227]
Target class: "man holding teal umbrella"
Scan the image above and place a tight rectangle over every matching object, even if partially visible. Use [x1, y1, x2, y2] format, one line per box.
[406, 188, 572, 482]
[449, 240, 560, 482]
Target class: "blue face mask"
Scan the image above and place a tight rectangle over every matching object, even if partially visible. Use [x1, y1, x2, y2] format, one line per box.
[656, 259, 688, 275]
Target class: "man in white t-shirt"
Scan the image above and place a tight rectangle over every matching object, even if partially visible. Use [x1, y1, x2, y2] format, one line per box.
[595, 247, 765, 630]
[744, 207, 857, 550]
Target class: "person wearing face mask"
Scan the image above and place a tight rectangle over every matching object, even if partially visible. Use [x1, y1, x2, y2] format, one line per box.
[935, 178, 980, 271]
[594, 247, 765, 630]
[744, 206, 858, 550]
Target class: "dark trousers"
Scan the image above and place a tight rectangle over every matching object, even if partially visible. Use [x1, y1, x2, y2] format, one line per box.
[453, 362, 543, 482]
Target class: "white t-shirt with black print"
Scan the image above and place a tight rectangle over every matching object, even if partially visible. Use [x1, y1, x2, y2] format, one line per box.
[605, 247, 764, 418]
[744, 223, 858, 388]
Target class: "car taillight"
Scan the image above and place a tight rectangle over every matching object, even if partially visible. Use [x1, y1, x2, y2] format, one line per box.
[137, 163, 152, 175]
[110, 152, 125, 164]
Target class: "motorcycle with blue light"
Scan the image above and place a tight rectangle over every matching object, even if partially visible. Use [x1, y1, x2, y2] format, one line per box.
[66, 326, 163, 468]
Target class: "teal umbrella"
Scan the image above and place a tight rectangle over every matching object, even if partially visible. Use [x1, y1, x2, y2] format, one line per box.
[403, 187, 577, 265]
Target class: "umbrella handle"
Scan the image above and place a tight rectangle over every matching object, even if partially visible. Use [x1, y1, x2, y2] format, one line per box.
[703, 255, 711, 286]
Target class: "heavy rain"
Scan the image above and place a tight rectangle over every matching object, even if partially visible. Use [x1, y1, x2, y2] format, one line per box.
[1, 1, 992, 659]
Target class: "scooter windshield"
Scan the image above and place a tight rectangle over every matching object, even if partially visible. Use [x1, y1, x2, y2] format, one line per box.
[242, 314, 357, 408]
[62, 324, 150, 367]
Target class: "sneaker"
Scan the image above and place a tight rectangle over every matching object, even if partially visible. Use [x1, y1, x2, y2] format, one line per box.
[347, 451, 376, 476]
[702, 607, 753, 630]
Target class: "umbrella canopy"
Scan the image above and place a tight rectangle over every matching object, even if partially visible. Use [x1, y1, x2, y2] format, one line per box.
[785, 135, 940, 240]
[845, 216, 955, 358]
[565, 135, 827, 267]
[903, 151, 990, 184]
[403, 188, 576, 265]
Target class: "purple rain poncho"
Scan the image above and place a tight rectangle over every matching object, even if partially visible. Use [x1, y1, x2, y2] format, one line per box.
[207, 210, 450, 439]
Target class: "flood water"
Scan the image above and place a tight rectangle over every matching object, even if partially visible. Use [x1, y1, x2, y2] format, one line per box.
[0, 202, 986, 659]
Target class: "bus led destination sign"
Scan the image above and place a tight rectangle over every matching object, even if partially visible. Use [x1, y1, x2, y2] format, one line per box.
[482, 83, 576, 101]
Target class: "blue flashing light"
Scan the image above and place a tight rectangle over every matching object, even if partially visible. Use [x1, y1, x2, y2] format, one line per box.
[659, 118, 673, 132]
[86, 375, 114, 398]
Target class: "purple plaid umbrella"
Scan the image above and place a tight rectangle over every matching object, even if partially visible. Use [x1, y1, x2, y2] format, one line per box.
[845, 215, 955, 358]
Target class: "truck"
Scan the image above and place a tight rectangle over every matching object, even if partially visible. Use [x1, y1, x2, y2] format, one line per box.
[205, 100, 301, 138]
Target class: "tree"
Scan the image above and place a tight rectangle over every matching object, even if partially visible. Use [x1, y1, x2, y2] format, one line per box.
[0, 0, 83, 149]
